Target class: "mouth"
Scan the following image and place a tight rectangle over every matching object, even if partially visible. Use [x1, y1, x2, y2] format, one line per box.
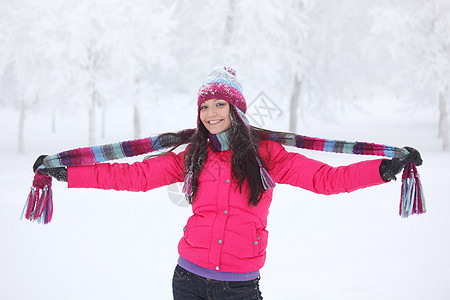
[208, 120, 223, 125]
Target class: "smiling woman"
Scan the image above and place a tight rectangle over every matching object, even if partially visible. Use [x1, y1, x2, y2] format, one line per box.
[31, 66, 424, 300]
[199, 99, 232, 134]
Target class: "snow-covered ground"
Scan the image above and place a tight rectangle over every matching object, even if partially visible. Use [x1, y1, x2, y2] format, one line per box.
[1, 95, 449, 299]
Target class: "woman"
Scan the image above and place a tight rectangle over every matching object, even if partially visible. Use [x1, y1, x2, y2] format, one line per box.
[34, 67, 422, 299]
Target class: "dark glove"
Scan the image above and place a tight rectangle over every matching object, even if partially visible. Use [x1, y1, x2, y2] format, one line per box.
[33, 154, 68, 182]
[38, 167, 68, 182]
[379, 146, 423, 182]
[33, 155, 48, 172]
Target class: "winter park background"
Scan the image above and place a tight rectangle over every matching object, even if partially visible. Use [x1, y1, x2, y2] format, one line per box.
[1, 0, 450, 299]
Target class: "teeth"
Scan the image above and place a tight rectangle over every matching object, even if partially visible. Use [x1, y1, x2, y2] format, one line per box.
[209, 120, 221, 124]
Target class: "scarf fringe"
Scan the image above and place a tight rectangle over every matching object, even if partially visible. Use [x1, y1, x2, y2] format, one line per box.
[400, 163, 426, 218]
[257, 157, 276, 190]
[21, 172, 53, 224]
[182, 167, 194, 197]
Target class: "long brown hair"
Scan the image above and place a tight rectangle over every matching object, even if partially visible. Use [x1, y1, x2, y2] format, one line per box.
[148, 107, 273, 206]
[183, 107, 272, 206]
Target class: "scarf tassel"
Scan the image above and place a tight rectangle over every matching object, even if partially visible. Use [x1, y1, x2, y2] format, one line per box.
[182, 168, 194, 196]
[399, 163, 426, 218]
[260, 166, 276, 190]
[257, 158, 276, 190]
[21, 171, 54, 224]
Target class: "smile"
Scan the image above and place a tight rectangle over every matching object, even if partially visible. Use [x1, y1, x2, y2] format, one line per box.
[208, 120, 223, 125]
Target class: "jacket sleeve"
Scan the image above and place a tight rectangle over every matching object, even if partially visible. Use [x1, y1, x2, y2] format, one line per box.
[260, 140, 386, 195]
[67, 151, 185, 192]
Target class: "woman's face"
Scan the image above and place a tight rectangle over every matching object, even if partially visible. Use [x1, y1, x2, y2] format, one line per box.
[199, 99, 232, 134]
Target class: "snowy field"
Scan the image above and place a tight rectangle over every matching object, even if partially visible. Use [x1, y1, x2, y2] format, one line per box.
[1, 95, 449, 300]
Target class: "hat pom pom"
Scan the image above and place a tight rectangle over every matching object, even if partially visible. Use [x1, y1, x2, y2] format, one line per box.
[223, 66, 236, 77]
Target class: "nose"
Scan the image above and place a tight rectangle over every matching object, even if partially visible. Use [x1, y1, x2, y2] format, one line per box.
[206, 106, 218, 118]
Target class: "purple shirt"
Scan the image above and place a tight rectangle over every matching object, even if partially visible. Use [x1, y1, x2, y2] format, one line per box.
[177, 256, 260, 282]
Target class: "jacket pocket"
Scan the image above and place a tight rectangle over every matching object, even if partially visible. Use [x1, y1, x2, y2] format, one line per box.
[252, 227, 268, 256]
[183, 216, 211, 249]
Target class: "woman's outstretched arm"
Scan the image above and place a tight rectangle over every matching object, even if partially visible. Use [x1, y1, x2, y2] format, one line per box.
[261, 140, 386, 195]
[67, 151, 185, 192]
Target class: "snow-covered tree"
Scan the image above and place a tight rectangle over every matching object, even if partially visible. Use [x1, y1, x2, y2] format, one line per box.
[169, 0, 228, 92]
[0, 0, 175, 149]
[370, 0, 450, 151]
[49, 0, 169, 144]
[98, 0, 175, 139]
[278, 0, 319, 132]
[170, 0, 319, 130]
[0, 1, 63, 153]
[170, 0, 369, 132]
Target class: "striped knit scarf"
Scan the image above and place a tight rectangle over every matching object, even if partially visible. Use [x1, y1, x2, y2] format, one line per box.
[22, 130, 425, 224]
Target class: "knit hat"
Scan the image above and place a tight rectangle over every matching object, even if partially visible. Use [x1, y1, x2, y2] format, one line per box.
[197, 67, 249, 127]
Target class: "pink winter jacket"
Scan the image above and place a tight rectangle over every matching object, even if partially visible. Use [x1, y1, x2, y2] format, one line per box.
[68, 140, 386, 273]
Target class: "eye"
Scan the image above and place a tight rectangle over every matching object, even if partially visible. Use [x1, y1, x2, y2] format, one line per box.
[217, 102, 227, 107]
[200, 105, 208, 110]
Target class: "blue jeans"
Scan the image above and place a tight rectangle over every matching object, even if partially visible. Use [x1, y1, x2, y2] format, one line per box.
[172, 265, 263, 300]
